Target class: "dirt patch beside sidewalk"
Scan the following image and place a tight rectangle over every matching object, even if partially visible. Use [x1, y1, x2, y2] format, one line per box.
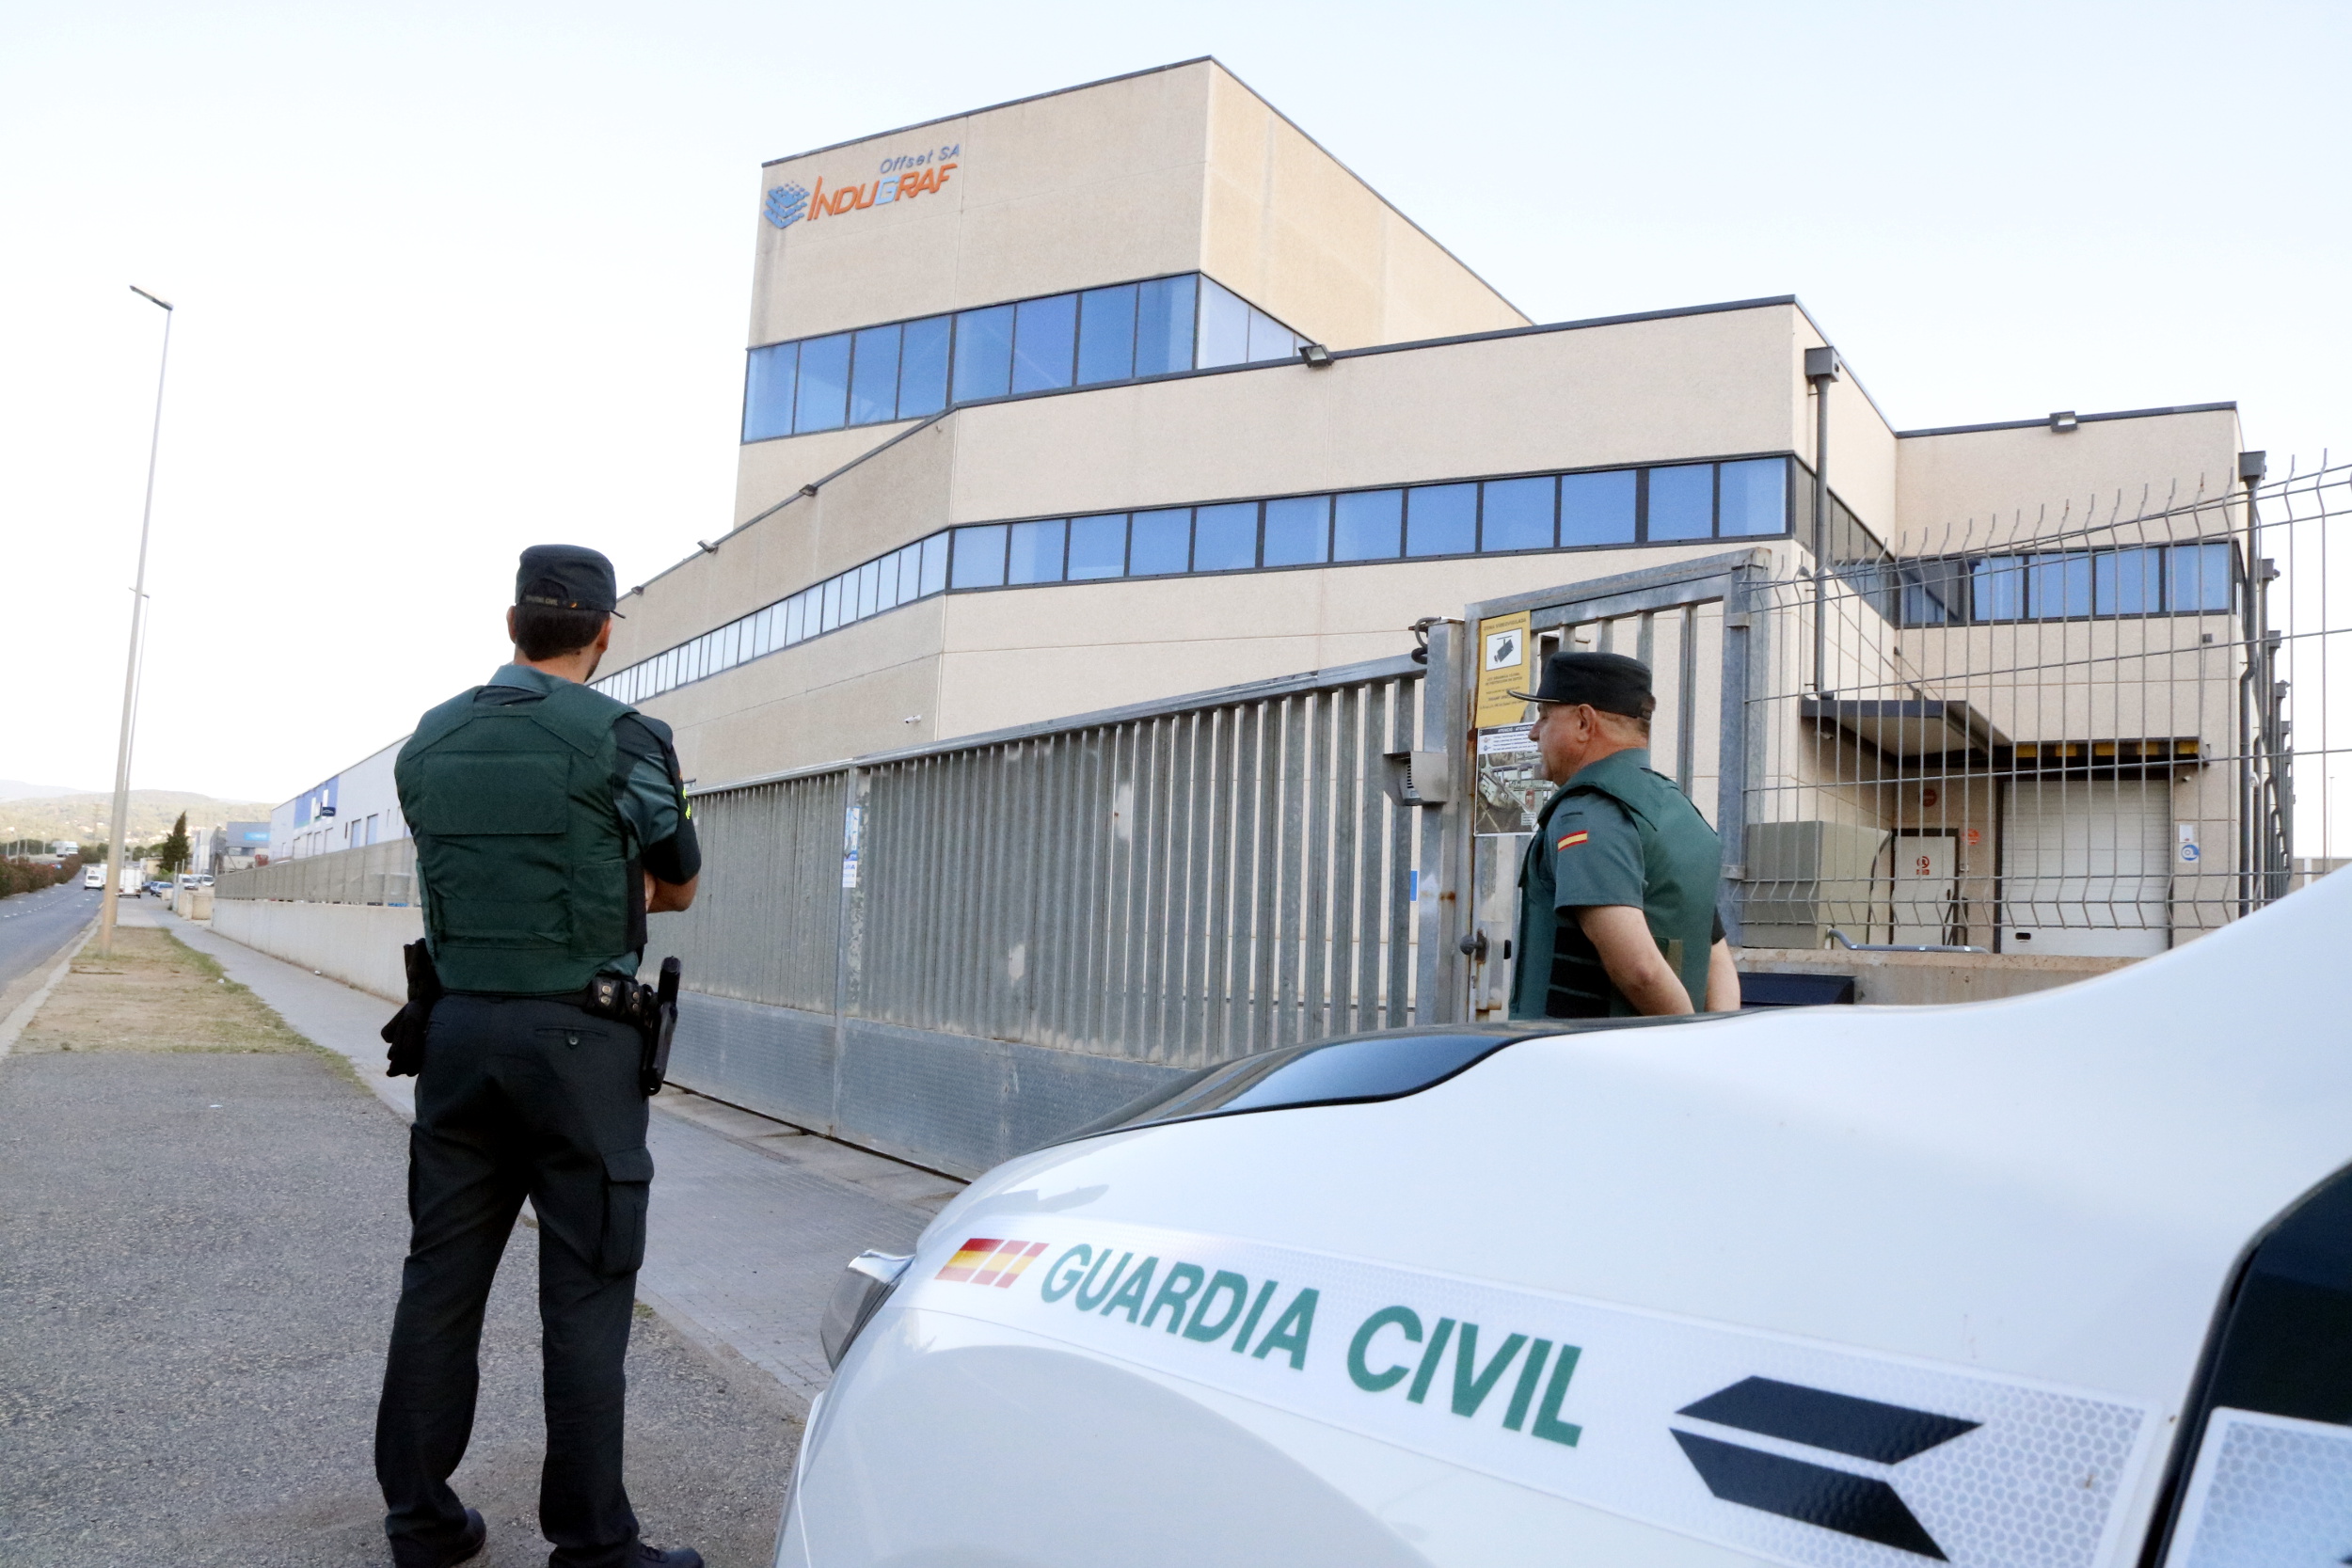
[14, 925, 314, 1055]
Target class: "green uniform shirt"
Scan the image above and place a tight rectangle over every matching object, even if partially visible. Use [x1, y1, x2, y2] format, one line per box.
[1509, 747, 1723, 1020]
[460, 662, 700, 979]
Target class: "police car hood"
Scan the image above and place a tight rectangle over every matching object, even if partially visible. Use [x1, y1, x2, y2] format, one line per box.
[920, 867, 2350, 1511]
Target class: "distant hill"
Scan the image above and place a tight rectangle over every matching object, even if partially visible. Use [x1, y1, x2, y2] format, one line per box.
[0, 779, 104, 800]
[0, 791, 277, 846]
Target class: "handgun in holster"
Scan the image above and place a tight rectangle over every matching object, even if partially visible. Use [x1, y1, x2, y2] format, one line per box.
[641, 957, 681, 1097]
[379, 940, 443, 1078]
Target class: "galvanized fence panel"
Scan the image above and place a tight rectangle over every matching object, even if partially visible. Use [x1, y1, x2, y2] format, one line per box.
[1739, 457, 2351, 952]
[843, 661, 1427, 1069]
[659, 769, 849, 1013]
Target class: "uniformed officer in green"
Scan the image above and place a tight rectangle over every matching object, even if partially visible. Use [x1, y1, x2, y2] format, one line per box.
[374, 546, 706, 1568]
[1507, 651, 1740, 1019]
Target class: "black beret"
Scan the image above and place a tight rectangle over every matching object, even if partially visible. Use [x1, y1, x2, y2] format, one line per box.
[1508, 651, 1655, 719]
[515, 544, 619, 616]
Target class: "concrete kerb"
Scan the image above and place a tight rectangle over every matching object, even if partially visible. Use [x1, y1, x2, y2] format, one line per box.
[0, 919, 96, 1058]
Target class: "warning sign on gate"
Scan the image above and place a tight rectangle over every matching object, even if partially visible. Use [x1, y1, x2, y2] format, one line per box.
[1475, 611, 1534, 729]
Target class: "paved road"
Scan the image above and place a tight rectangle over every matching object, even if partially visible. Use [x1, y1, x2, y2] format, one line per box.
[0, 881, 103, 991]
[0, 1030, 801, 1563]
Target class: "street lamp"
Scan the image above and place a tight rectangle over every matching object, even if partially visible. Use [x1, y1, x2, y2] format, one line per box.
[96, 285, 173, 958]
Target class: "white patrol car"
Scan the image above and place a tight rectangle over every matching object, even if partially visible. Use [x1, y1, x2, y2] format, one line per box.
[781, 867, 2352, 1568]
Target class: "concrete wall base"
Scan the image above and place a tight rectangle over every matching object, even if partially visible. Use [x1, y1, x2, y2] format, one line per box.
[1735, 946, 2136, 1006]
[212, 900, 421, 1002]
[204, 900, 1188, 1178]
[675, 991, 1189, 1179]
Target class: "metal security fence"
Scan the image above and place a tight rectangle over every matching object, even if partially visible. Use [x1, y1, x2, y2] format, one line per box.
[661, 771, 847, 1015]
[665, 656, 1436, 1071]
[1735, 456, 2351, 954]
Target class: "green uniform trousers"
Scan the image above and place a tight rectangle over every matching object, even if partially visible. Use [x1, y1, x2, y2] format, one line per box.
[374, 995, 653, 1568]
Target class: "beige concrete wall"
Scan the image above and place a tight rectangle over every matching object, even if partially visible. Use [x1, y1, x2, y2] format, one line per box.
[748, 59, 1524, 356]
[1791, 315, 1899, 537]
[646, 598, 948, 789]
[641, 536, 1759, 784]
[628, 301, 1810, 677]
[945, 303, 1804, 524]
[1893, 407, 2244, 549]
[613, 421, 957, 672]
[1198, 69, 1525, 349]
[212, 898, 421, 1003]
[1734, 947, 2133, 1004]
[729, 423, 918, 533]
[750, 64, 1213, 346]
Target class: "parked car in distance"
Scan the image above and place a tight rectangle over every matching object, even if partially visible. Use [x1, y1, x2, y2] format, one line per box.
[142, 879, 171, 897]
[81, 864, 105, 890]
[783, 867, 2352, 1568]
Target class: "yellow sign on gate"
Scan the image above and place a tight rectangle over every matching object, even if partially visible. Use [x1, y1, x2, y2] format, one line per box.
[1473, 610, 1534, 730]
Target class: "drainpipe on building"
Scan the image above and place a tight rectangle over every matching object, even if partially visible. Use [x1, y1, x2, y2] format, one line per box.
[1805, 346, 1840, 697]
[2236, 450, 2266, 919]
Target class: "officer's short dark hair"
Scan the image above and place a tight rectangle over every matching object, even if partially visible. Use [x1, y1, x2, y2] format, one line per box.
[513, 603, 609, 660]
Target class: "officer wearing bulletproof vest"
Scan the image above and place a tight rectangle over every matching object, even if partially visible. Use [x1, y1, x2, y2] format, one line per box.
[1507, 651, 1741, 1019]
[373, 546, 704, 1568]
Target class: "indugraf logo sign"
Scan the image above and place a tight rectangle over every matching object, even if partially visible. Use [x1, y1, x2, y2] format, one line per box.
[764, 141, 961, 230]
[903, 1217, 2153, 1568]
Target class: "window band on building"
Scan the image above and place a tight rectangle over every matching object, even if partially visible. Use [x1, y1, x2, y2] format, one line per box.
[596, 453, 1800, 706]
[740, 274, 1307, 442]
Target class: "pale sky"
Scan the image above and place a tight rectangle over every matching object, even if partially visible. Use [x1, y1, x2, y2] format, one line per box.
[4, 0, 2344, 805]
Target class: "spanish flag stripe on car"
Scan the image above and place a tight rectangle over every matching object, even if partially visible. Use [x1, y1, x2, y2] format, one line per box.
[939, 1237, 1049, 1286]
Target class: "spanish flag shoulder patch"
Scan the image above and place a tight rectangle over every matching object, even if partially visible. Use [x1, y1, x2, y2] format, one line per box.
[1556, 830, 1590, 849]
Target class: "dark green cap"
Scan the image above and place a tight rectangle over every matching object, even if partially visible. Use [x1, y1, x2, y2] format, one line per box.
[1509, 651, 1655, 720]
[516, 544, 619, 616]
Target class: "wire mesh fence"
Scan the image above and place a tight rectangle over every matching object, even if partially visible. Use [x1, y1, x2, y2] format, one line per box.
[1739, 456, 2350, 955]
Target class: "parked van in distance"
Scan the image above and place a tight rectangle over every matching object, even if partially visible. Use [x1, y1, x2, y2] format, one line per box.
[81, 864, 105, 890]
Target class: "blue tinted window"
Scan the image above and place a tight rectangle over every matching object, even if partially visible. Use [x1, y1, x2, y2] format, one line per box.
[784, 595, 805, 644]
[898, 316, 950, 418]
[1406, 483, 1477, 556]
[1247, 307, 1297, 363]
[1068, 514, 1128, 579]
[1198, 277, 1250, 368]
[855, 560, 880, 619]
[1135, 276, 1197, 376]
[953, 305, 1014, 402]
[879, 548, 906, 610]
[1010, 293, 1077, 393]
[1559, 469, 1636, 546]
[1333, 489, 1403, 561]
[1718, 458, 1788, 536]
[919, 533, 949, 595]
[1481, 476, 1554, 552]
[1262, 495, 1330, 566]
[952, 524, 1008, 589]
[820, 576, 844, 632]
[1076, 285, 1137, 386]
[1008, 519, 1067, 584]
[1130, 509, 1191, 575]
[794, 333, 850, 433]
[743, 342, 798, 442]
[849, 324, 900, 425]
[2028, 553, 2091, 618]
[1973, 557, 2027, 621]
[1193, 502, 1259, 571]
[1647, 465, 1713, 540]
[2169, 543, 2232, 611]
[2095, 547, 2163, 614]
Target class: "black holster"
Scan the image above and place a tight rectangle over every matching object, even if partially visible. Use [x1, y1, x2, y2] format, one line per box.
[379, 941, 443, 1078]
[581, 956, 682, 1097]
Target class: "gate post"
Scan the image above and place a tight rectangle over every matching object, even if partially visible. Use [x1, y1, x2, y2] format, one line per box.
[1416, 620, 1470, 1023]
[1715, 559, 1769, 944]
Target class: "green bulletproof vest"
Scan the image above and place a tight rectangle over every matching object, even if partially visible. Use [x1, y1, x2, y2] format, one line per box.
[396, 679, 636, 993]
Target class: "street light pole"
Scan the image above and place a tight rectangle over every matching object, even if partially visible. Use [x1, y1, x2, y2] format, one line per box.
[96, 285, 174, 958]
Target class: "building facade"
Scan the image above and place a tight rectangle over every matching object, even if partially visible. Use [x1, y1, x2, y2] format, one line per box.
[586, 58, 2258, 961]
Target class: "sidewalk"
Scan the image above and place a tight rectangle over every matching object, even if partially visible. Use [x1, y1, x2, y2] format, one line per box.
[135, 902, 961, 1409]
